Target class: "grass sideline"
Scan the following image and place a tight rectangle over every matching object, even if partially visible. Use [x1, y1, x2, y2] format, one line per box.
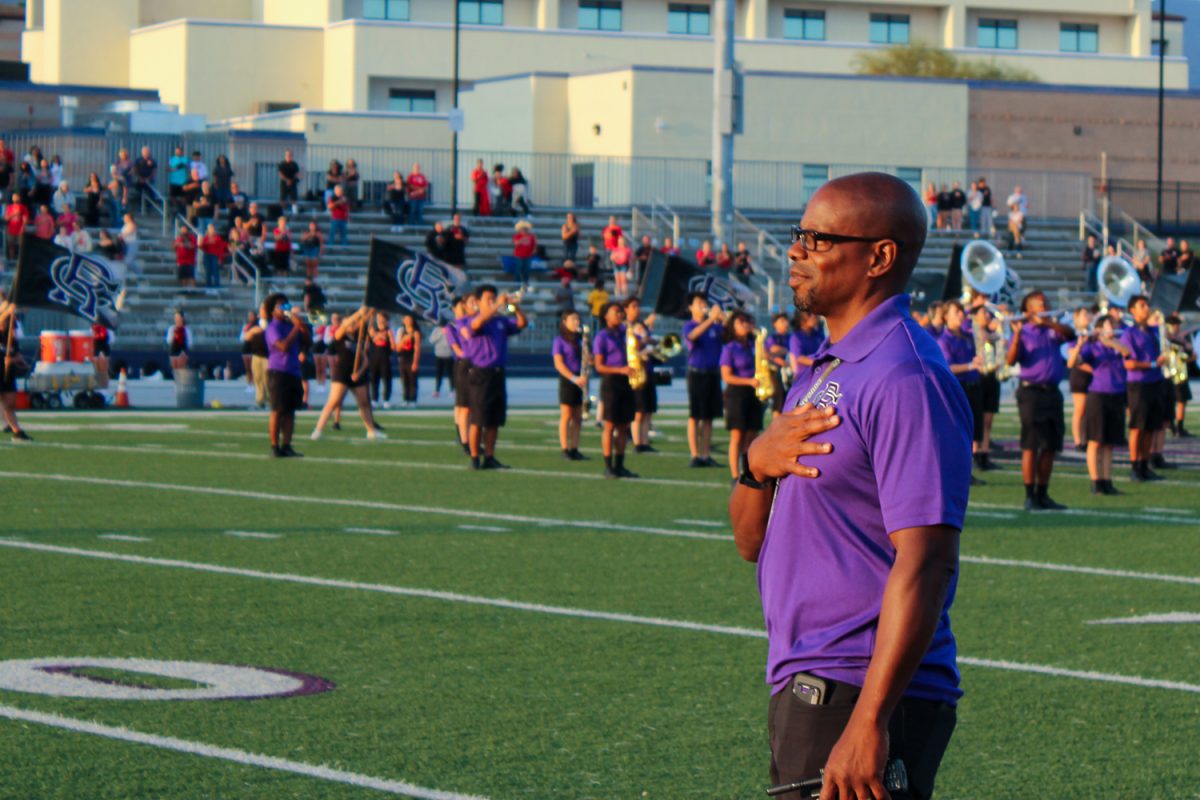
[1, 408, 1199, 799]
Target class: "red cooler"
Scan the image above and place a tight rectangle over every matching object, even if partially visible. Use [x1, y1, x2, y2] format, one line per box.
[40, 330, 68, 363]
[69, 330, 94, 362]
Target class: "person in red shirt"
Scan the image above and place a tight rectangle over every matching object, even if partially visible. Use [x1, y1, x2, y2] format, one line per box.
[4, 193, 28, 263]
[610, 235, 633, 297]
[660, 236, 680, 257]
[512, 220, 538, 289]
[327, 185, 350, 246]
[33, 205, 55, 240]
[271, 217, 292, 276]
[406, 162, 429, 224]
[602, 215, 623, 253]
[471, 158, 491, 217]
[715, 242, 734, 269]
[91, 321, 112, 381]
[200, 223, 229, 289]
[695, 240, 716, 267]
[174, 228, 197, 287]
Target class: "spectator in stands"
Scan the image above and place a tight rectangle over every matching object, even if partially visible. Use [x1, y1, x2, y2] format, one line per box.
[935, 183, 951, 230]
[406, 163, 429, 224]
[169, 146, 188, 212]
[33, 205, 54, 240]
[133, 146, 157, 208]
[244, 203, 267, 248]
[114, 148, 134, 208]
[585, 243, 603, 282]
[189, 181, 216, 231]
[510, 166, 530, 216]
[212, 155, 234, 208]
[302, 276, 326, 314]
[966, 180, 982, 230]
[734, 241, 752, 279]
[175, 226, 198, 288]
[923, 181, 937, 228]
[384, 171, 406, 229]
[471, 159, 490, 216]
[97, 229, 124, 262]
[35, 159, 53, 207]
[105, 165, 124, 224]
[167, 310, 192, 372]
[51, 181, 75, 218]
[16, 161, 35, 200]
[120, 213, 140, 276]
[610, 235, 632, 297]
[446, 212, 470, 267]
[602, 215, 623, 258]
[58, 202, 78, 236]
[228, 180, 249, 221]
[227, 225, 250, 269]
[1081, 234, 1101, 293]
[490, 164, 508, 215]
[201, 224, 228, 289]
[49, 155, 63, 189]
[425, 221, 448, 261]
[4, 192, 28, 262]
[1179, 240, 1194, 275]
[715, 242, 734, 269]
[1006, 185, 1028, 218]
[22, 145, 41, 173]
[188, 151, 208, 181]
[1132, 238, 1153, 289]
[635, 234, 654, 278]
[0, 146, 12, 201]
[695, 240, 716, 267]
[561, 212, 580, 262]
[327, 185, 350, 246]
[345, 159, 361, 210]
[660, 236, 680, 257]
[271, 217, 292, 276]
[1159, 237, 1179, 276]
[554, 274, 575, 314]
[69, 225, 92, 253]
[300, 221, 324, 279]
[83, 173, 102, 228]
[324, 159, 343, 207]
[1006, 201, 1025, 254]
[53, 223, 73, 251]
[587, 278, 608, 332]
[278, 149, 301, 211]
[512, 219, 537, 290]
[977, 176, 995, 236]
[949, 181, 966, 231]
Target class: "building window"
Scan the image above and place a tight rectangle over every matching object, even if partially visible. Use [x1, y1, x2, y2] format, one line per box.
[869, 13, 909, 45]
[1152, 38, 1169, 57]
[388, 89, 436, 113]
[459, 0, 503, 25]
[802, 164, 828, 201]
[896, 167, 923, 196]
[783, 10, 825, 41]
[978, 18, 1017, 49]
[1061, 23, 1099, 53]
[579, 0, 622, 31]
[363, 0, 410, 20]
[668, 4, 710, 36]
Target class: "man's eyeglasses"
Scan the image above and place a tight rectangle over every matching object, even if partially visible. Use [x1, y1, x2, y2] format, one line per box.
[790, 226, 904, 253]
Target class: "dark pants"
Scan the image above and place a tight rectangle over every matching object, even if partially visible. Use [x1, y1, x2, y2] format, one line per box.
[398, 352, 418, 403]
[768, 674, 957, 800]
[434, 356, 454, 393]
[369, 349, 392, 403]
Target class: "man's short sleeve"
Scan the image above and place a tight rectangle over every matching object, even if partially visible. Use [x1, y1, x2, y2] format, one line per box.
[865, 373, 971, 534]
[265, 323, 282, 351]
[503, 317, 520, 336]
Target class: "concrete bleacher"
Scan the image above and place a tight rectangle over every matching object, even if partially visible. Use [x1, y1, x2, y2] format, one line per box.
[109, 200, 1092, 356]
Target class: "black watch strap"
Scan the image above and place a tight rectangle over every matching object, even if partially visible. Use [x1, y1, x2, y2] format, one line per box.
[737, 450, 768, 490]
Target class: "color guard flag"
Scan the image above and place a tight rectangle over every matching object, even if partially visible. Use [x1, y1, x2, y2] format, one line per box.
[638, 250, 756, 319]
[12, 235, 124, 328]
[365, 237, 466, 323]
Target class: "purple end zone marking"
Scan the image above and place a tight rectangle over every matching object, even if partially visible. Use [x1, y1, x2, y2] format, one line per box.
[252, 666, 337, 699]
[34, 664, 336, 701]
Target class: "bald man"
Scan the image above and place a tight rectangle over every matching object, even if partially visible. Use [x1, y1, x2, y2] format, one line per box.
[731, 173, 970, 800]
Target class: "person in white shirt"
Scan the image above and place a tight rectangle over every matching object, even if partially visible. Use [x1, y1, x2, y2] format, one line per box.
[52, 181, 75, 216]
[1006, 186, 1028, 216]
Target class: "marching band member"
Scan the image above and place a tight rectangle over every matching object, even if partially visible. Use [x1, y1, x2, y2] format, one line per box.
[1065, 306, 1093, 452]
[367, 312, 394, 409]
[552, 310, 588, 461]
[624, 296, 658, 454]
[788, 311, 823, 373]
[460, 284, 526, 470]
[312, 308, 385, 441]
[939, 300, 985, 484]
[765, 312, 791, 420]
[1006, 290, 1075, 511]
[446, 295, 474, 454]
[1147, 309, 1175, 472]
[683, 292, 724, 468]
[1166, 314, 1196, 437]
[592, 301, 638, 479]
[1121, 296, 1168, 482]
[922, 300, 945, 338]
[263, 292, 309, 458]
[719, 310, 764, 482]
[166, 310, 192, 372]
[972, 305, 1002, 470]
[0, 296, 31, 441]
[1079, 315, 1129, 495]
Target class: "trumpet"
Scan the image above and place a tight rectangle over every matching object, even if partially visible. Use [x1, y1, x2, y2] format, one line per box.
[503, 289, 524, 315]
[754, 328, 774, 402]
[644, 333, 683, 362]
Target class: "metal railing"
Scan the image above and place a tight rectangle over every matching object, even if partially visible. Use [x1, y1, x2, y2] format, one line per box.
[139, 183, 169, 237]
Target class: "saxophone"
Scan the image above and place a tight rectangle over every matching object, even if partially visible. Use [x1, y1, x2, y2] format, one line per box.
[627, 324, 647, 390]
[754, 328, 774, 402]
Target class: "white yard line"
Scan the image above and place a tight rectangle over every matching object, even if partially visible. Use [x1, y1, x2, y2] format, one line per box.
[0, 705, 489, 800]
[2, 538, 1198, 695]
[344, 527, 402, 536]
[457, 525, 510, 533]
[674, 519, 726, 527]
[0, 472, 729, 542]
[225, 531, 282, 540]
[960, 555, 1200, 586]
[98, 534, 151, 543]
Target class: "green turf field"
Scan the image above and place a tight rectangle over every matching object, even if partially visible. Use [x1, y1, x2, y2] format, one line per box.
[1, 406, 1199, 799]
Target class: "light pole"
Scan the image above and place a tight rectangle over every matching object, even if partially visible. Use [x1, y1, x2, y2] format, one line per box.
[450, 1, 461, 215]
[711, 0, 736, 243]
[1156, 0, 1166, 233]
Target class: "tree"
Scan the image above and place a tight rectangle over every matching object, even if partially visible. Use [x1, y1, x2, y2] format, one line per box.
[853, 40, 1039, 83]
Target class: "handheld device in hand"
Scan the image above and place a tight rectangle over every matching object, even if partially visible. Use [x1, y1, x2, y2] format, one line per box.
[765, 758, 908, 798]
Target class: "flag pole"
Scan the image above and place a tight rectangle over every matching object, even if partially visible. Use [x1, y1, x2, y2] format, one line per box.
[3, 233, 26, 383]
[351, 307, 369, 381]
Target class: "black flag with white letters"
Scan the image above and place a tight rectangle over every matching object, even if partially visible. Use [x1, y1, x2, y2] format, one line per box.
[638, 251, 757, 319]
[12, 235, 123, 328]
[364, 237, 466, 323]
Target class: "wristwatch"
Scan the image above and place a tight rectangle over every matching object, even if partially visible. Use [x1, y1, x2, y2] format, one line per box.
[737, 450, 769, 490]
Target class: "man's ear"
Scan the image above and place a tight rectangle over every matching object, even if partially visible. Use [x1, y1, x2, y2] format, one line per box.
[865, 240, 899, 279]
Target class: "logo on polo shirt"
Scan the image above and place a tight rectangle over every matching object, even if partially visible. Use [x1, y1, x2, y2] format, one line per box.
[814, 380, 842, 410]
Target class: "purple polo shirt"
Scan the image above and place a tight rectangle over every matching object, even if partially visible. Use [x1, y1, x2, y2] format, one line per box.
[683, 319, 723, 370]
[758, 294, 971, 705]
[766, 332, 789, 354]
[552, 334, 582, 375]
[789, 328, 824, 359]
[1119, 325, 1162, 384]
[720, 339, 755, 378]
[938, 329, 979, 384]
[444, 320, 465, 359]
[265, 318, 301, 376]
[592, 325, 627, 368]
[459, 314, 521, 368]
[1080, 340, 1127, 395]
[1014, 323, 1065, 385]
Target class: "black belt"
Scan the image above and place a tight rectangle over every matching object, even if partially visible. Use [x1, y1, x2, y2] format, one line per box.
[688, 367, 718, 375]
[470, 365, 505, 374]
